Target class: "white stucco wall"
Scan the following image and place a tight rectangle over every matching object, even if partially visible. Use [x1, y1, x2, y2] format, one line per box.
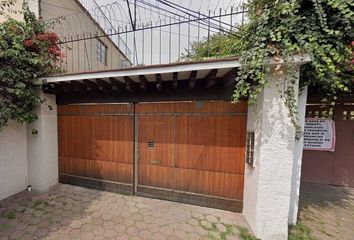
[0, 94, 58, 200]
[243, 67, 302, 240]
[0, 2, 49, 201]
[0, 122, 28, 201]
[27, 93, 58, 192]
[289, 86, 308, 224]
[0, 0, 39, 200]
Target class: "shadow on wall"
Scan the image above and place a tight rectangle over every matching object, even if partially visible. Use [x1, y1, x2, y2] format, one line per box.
[249, 73, 296, 152]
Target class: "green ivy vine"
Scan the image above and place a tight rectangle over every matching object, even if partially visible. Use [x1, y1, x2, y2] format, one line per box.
[188, 0, 353, 127]
[0, 2, 63, 130]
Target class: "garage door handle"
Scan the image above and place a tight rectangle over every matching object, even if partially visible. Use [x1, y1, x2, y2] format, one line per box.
[150, 160, 161, 165]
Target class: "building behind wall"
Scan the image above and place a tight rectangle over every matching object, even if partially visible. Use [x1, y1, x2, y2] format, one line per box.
[1, 0, 132, 73]
[0, 0, 39, 22]
[39, 0, 131, 74]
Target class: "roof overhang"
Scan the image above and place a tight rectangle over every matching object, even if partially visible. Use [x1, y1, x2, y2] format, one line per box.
[42, 57, 242, 105]
[42, 57, 241, 83]
[41, 55, 310, 105]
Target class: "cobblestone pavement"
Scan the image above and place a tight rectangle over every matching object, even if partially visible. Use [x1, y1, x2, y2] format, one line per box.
[0, 184, 250, 240]
[297, 183, 354, 240]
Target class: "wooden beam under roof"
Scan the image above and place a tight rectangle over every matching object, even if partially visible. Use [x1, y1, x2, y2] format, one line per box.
[60, 82, 72, 93]
[109, 77, 125, 92]
[124, 76, 137, 93]
[56, 81, 235, 104]
[204, 69, 218, 88]
[139, 75, 148, 91]
[96, 78, 112, 92]
[219, 68, 237, 87]
[188, 71, 197, 89]
[156, 74, 163, 91]
[71, 81, 87, 93]
[83, 79, 100, 92]
[172, 72, 178, 89]
[50, 83, 62, 94]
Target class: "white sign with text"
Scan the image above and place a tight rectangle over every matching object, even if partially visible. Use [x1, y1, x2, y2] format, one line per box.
[303, 118, 335, 151]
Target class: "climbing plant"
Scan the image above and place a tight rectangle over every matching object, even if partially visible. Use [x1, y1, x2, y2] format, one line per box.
[0, 2, 63, 130]
[188, 0, 353, 127]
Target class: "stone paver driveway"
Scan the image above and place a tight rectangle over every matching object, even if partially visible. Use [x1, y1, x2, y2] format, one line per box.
[295, 183, 354, 240]
[0, 184, 250, 240]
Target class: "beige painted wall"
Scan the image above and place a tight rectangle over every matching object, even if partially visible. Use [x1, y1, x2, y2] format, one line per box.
[1, 0, 131, 73]
[40, 0, 131, 74]
[0, 0, 38, 22]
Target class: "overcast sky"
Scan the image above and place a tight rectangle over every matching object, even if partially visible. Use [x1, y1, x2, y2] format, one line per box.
[75, 0, 247, 65]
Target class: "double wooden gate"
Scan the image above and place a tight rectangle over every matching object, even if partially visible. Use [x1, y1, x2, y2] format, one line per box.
[58, 101, 247, 211]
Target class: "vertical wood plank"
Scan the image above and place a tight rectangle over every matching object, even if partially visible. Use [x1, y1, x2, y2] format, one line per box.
[58, 104, 134, 184]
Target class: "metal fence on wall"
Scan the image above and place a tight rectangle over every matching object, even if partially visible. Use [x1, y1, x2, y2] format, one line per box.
[53, 0, 248, 74]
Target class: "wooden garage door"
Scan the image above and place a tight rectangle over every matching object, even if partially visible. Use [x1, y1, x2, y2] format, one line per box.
[58, 101, 247, 211]
[58, 104, 134, 194]
[136, 101, 247, 211]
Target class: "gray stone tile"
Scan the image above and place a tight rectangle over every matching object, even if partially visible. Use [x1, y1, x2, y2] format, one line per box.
[0, 184, 250, 240]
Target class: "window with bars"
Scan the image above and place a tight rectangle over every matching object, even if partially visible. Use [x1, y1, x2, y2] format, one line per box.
[96, 39, 107, 65]
[120, 60, 129, 69]
[342, 111, 354, 120]
[307, 109, 333, 119]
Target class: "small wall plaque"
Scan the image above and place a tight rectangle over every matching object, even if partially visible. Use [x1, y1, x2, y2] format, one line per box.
[246, 131, 255, 167]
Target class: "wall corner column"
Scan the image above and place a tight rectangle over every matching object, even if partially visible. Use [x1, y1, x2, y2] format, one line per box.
[27, 93, 58, 192]
[288, 86, 308, 224]
[242, 61, 305, 240]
